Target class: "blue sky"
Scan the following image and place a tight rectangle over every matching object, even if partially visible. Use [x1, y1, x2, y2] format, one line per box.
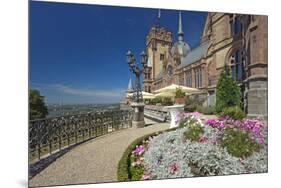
[29, 1, 207, 104]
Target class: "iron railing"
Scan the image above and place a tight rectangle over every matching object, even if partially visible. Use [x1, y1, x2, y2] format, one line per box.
[29, 110, 132, 162]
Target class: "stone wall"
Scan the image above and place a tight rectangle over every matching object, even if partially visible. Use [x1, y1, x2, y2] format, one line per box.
[246, 79, 267, 119]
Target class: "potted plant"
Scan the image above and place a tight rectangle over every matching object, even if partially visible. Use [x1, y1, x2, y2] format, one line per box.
[175, 87, 185, 104]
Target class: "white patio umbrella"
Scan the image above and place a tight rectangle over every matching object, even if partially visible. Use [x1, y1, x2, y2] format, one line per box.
[127, 91, 155, 99]
[153, 84, 199, 94]
[154, 91, 175, 97]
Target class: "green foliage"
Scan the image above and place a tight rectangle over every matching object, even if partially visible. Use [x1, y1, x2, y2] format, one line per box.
[150, 97, 162, 105]
[148, 97, 173, 106]
[221, 106, 246, 120]
[179, 117, 199, 129]
[175, 87, 186, 98]
[162, 97, 173, 106]
[215, 65, 242, 113]
[29, 89, 48, 120]
[144, 99, 151, 105]
[129, 160, 144, 180]
[184, 125, 204, 142]
[220, 128, 260, 158]
[184, 95, 202, 112]
[196, 105, 216, 115]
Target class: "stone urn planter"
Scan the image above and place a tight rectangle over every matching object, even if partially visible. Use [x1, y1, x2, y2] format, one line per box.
[175, 87, 186, 105]
[175, 97, 185, 104]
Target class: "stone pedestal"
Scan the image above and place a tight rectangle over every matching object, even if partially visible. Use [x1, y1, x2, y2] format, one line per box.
[130, 102, 145, 128]
[164, 104, 185, 129]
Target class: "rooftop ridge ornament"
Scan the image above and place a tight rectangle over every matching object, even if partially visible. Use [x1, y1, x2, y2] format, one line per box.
[156, 9, 161, 28]
[178, 11, 184, 41]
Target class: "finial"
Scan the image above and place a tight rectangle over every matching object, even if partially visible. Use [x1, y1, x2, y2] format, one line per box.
[156, 9, 161, 27]
[178, 11, 184, 41]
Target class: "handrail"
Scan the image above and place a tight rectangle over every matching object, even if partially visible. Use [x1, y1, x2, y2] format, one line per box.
[29, 109, 133, 162]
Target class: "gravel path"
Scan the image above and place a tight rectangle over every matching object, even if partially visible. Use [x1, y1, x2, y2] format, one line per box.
[29, 121, 169, 187]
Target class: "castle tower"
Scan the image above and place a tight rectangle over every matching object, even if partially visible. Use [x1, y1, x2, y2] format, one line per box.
[171, 11, 191, 65]
[144, 11, 173, 92]
[125, 77, 134, 103]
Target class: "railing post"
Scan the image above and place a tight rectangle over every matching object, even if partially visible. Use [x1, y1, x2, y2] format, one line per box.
[38, 144, 41, 160]
[58, 127, 62, 151]
[75, 123, 78, 144]
[49, 140, 52, 154]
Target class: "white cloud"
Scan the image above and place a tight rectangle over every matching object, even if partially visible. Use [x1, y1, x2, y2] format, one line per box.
[31, 83, 125, 98]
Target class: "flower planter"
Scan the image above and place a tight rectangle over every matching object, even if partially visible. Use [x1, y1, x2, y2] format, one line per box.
[175, 97, 185, 104]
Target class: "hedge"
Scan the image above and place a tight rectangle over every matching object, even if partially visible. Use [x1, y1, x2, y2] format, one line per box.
[117, 127, 177, 181]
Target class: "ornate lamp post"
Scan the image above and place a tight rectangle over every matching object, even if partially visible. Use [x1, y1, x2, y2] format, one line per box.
[126, 49, 148, 127]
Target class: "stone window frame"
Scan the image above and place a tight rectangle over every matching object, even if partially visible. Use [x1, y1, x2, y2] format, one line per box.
[194, 67, 203, 88]
[185, 70, 192, 87]
[230, 15, 243, 37]
[230, 50, 243, 82]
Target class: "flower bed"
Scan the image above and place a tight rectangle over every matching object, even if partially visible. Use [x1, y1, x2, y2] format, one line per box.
[118, 113, 267, 181]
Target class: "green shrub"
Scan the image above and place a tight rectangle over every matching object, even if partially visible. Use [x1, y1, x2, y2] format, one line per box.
[175, 87, 186, 98]
[220, 128, 260, 158]
[130, 165, 144, 180]
[150, 97, 162, 105]
[162, 97, 173, 106]
[144, 99, 151, 105]
[196, 105, 216, 115]
[183, 125, 204, 142]
[221, 106, 245, 120]
[129, 155, 144, 180]
[215, 65, 242, 113]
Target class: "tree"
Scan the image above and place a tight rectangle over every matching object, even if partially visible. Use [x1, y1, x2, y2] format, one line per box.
[29, 89, 48, 120]
[215, 65, 242, 113]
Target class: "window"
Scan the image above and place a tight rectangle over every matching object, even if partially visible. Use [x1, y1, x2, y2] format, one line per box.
[231, 50, 243, 81]
[179, 74, 183, 85]
[167, 65, 173, 77]
[185, 71, 192, 87]
[199, 68, 203, 87]
[234, 16, 242, 35]
[194, 68, 203, 88]
[160, 54, 165, 61]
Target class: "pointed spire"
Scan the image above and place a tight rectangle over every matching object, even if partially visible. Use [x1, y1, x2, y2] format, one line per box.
[127, 77, 134, 92]
[178, 11, 184, 41]
[158, 9, 161, 19]
[156, 9, 161, 27]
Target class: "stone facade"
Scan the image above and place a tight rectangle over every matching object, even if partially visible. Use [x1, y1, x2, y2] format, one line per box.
[142, 12, 268, 118]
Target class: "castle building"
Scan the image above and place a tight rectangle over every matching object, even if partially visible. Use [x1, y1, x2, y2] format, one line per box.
[142, 12, 268, 119]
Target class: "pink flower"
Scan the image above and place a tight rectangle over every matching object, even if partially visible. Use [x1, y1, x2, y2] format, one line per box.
[132, 145, 145, 156]
[199, 136, 208, 143]
[141, 174, 151, 180]
[205, 118, 225, 130]
[170, 162, 179, 174]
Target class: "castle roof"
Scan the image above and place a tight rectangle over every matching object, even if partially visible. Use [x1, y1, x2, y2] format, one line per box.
[127, 77, 134, 92]
[177, 40, 210, 69]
